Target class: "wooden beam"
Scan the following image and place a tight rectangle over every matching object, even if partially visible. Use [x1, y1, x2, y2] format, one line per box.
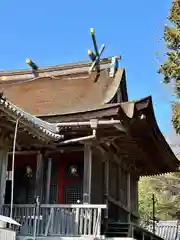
[8, 145, 83, 157]
[96, 142, 131, 173]
[83, 144, 92, 203]
[0, 149, 8, 207]
[35, 152, 44, 202]
[108, 196, 128, 213]
[48, 145, 83, 153]
[112, 139, 147, 173]
[8, 150, 40, 155]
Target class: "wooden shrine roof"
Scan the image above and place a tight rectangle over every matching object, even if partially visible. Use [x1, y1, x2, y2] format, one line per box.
[0, 58, 128, 116]
[50, 96, 179, 176]
[0, 93, 63, 149]
[0, 58, 178, 175]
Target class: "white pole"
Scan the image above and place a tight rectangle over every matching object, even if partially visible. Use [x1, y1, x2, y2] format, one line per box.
[56, 119, 121, 127]
[10, 117, 20, 220]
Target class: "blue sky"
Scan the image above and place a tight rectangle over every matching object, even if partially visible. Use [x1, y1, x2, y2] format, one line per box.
[0, 0, 174, 134]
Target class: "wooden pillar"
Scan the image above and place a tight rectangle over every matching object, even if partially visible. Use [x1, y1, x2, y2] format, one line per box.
[35, 152, 44, 202]
[127, 173, 131, 223]
[45, 158, 52, 204]
[136, 176, 139, 214]
[104, 158, 109, 231]
[0, 149, 8, 208]
[104, 159, 109, 204]
[83, 144, 92, 203]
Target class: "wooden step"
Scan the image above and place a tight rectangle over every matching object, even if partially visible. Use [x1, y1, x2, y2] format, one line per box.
[105, 231, 128, 237]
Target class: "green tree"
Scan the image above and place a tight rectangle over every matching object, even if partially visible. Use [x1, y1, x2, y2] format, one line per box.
[139, 174, 180, 224]
[139, 1, 180, 224]
[139, 178, 155, 226]
[158, 0, 180, 132]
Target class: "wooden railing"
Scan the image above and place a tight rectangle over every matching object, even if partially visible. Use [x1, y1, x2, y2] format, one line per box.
[129, 223, 164, 240]
[2, 204, 106, 237]
[107, 222, 163, 239]
[0, 228, 16, 240]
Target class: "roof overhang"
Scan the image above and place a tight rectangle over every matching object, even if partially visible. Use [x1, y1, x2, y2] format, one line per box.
[0, 93, 63, 150]
[45, 96, 179, 176]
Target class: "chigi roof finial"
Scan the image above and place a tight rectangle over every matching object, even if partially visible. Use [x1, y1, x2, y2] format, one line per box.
[26, 58, 38, 71]
[88, 28, 105, 74]
[26, 58, 39, 77]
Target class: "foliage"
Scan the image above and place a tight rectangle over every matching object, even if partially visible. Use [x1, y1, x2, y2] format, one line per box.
[139, 173, 180, 224]
[158, 0, 180, 133]
[139, 0, 180, 225]
[139, 178, 155, 227]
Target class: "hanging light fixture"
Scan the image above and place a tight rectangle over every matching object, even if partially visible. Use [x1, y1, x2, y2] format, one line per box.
[69, 165, 78, 177]
[25, 165, 33, 178]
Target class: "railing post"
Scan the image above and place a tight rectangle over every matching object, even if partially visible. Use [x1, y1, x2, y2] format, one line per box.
[96, 207, 101, 237]
[33, 196, 40, 239]
[75, 207, 80, 235]
[44, 207, 54, 236]
[131, 225, 134, 238]
[50, 207, 54, 234]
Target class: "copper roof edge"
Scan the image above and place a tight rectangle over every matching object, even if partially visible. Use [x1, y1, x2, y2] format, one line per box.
[0, 57, 112, 76]
[133, 96, 180, 170]
[37, 95, 151, 118]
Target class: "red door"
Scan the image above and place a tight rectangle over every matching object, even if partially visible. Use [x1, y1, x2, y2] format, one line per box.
[58, 153, 83, 203]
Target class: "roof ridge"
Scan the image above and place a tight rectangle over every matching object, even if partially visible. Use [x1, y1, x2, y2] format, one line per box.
[0, 57, 112, 76]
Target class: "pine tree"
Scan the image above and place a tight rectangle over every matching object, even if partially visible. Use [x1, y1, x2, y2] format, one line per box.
[159, 0, 180, 133]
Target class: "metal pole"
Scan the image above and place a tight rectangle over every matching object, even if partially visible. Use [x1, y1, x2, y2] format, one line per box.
[59, 129, 96, 145]
[56, 119, 121, 127]
[152, 194, 155, 234]
[10, 117, 20, 220]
